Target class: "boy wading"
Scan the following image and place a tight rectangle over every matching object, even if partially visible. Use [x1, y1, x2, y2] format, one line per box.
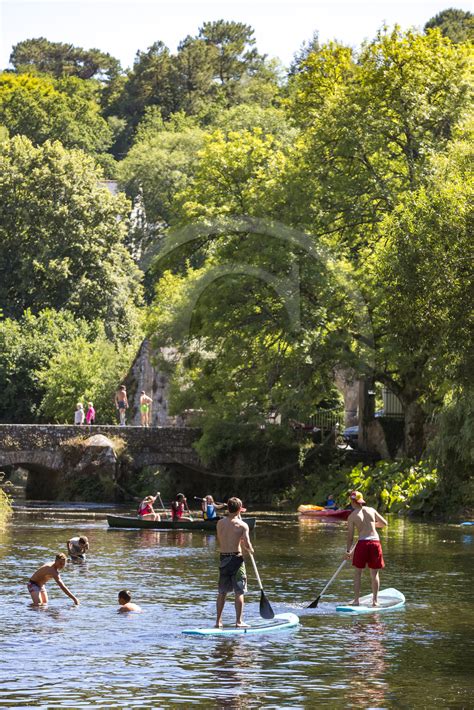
[346, 490, 388, 606]
[216, 497, 253, 628]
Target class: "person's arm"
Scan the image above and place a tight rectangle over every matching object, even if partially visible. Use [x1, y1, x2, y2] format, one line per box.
[374, 510, 388, 528]
[240, 523, 254, 555]
[54, 572, 79, 605]
[345, 517, 355, 559]
[201, 500, 206, 513]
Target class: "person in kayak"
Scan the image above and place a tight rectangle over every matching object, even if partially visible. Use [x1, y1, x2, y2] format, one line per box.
[324, 494, 337, 509]
[67, 535, 89, 561]
[345, 490, 388, 606]
[215, 497, 254, 628]
[201, 495, 227, 520]
[118, 589, 142, 613]
[138, 494, 161, 521]
[171, 493, 191, 521]
[27, 553, 79, 606]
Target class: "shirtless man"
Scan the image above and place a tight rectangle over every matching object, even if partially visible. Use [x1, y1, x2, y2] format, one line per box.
[115, 385, 128, 426]
[27, 553, 80, 606]
[216, 497, 254, 628]
[345, 491, 388, 606]
[117, 589, 142, 613]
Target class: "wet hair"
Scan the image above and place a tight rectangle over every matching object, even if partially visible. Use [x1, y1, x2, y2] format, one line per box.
[227, 497, 243, 513]
[78, 536, 88, 545]
[55, 553, 67, 562]
[118, 589, 131, 603]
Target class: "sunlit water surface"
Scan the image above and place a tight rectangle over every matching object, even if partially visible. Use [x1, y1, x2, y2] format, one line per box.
[0, 510, 472, 708]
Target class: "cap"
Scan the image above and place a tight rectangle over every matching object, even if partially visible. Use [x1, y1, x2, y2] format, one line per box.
[349, 490, 366, 505]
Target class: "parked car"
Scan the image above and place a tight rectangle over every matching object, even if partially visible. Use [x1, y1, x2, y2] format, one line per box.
[342, 411, 384, 449]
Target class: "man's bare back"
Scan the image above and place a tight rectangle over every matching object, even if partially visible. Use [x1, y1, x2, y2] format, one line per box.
[348, 506, 386, 540]
[217, 516, 251, 553]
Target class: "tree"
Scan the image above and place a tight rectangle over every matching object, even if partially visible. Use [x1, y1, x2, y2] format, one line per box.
[198, 20, 265, 89]
[364, 134, 473, 456]
[0, 309, 91, 422]
[0, 136, 143, 339]
[425, 8, 474, 43]
[0, 72, 113, 155]
[10, 37, 122, 81]
[38, 328, 136, 424]
[286, 28, 472, 250]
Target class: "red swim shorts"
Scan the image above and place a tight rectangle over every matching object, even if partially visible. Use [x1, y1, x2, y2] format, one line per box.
[352, 540, 385, 569]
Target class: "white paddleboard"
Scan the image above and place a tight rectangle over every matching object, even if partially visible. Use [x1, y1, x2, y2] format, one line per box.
[336, 587, 405, 614]
[182, 612, 299, 636]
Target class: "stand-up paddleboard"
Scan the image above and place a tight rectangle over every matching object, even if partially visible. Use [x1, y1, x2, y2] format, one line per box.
[336, 587, 405, 614]
[182, 612, 299, 636]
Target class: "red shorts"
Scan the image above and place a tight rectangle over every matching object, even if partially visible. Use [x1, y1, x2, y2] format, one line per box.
[352, 540, 385, 569]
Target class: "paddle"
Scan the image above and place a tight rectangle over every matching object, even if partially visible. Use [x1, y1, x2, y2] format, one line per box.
[307, 545, 356, 608]
[249, 553, 275, 620]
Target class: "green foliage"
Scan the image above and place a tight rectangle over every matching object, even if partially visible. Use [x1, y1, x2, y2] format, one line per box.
[0, 72, 112, 155]
[347, 460, 439, 513]
[10, 37, 122, 81]
[425, 8, 474, 43]
[0, 477, 13, 527]
[0, 309, 92, 422]
[0, 136, 143, 339]
[429, 387, 474, 510]
[38, 328, 137, 424]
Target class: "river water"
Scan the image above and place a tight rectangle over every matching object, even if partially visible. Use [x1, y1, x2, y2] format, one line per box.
[0, 508, 472, 709]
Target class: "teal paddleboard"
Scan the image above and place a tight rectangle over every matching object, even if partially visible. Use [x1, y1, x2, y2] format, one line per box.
[336, 587, 405, 614]
[182, 612, 299, 636]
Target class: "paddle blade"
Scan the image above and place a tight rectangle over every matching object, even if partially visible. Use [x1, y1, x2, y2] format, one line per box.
[259, 590, 275, 619]
[307, 595, 321, 609]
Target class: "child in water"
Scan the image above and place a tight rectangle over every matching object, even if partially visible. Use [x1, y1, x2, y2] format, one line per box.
[27, 553, 79, 606]
[118, 590, 141, 613]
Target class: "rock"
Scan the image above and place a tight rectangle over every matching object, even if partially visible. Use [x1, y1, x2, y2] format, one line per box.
[74, 435, 118, 476]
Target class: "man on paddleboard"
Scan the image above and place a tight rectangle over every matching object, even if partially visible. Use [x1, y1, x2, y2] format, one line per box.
[345, 491, 388, 606]
[216, 497, 253, 628]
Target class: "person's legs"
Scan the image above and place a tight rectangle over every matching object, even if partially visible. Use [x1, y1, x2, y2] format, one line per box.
[370, 568, 380, 605]
[141, 411, 145, 426]
[235, 593, 247, 627]
[216, 592, 226, 627]
[28, 584, 41, 606]
[353, 568, 363, 605]
[40, 588, 48, 605]
[120, 409, 126, 426]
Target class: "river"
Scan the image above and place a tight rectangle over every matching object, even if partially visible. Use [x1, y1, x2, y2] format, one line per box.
[0, 507, 472, 708]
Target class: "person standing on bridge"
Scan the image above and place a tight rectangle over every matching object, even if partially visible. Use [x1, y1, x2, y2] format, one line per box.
[74, 403, 84, 425]
[85, 402, 96, 426]
[115, 385, 128, 426]
[139, 391, 153, 427]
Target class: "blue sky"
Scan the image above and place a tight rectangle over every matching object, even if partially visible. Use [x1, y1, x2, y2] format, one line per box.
[1, 0, 471, 70]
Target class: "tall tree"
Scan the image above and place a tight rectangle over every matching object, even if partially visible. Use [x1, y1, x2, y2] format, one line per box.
[425, 8, 474, 43]
[10, 37, 122, 81]
[0, 72, 113, 155]
[0, 136, 142, 339]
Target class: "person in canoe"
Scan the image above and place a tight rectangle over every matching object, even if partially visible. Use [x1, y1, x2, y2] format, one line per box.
[171, 493, 192, 521]
[324, 494, 337, 509]
[201, 495, 227, 520]
[27, 553, 79, 606]
[138, 494, 161, 521]
[345, 490, 388, 607]
[216, 497, 254, 628]
[118, 589, 142, 613]
[67, 535, 89, 561]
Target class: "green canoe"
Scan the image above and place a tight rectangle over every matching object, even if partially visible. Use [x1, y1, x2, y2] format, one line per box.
[106, 514, 256, 531]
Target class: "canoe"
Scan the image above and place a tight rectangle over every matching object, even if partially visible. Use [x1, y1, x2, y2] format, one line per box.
[106, 514, 256, 531]
[298, 508, 351, 520]
[182, 612, 299, 636]
[336, 587, 405, 614]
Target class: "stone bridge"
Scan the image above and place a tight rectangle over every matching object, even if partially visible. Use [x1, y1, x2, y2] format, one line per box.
[0, 424, 206, 501]
[0, 424, 202, 474]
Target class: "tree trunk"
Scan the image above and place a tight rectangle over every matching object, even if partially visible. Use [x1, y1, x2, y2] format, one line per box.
[403, 400, 426, 459]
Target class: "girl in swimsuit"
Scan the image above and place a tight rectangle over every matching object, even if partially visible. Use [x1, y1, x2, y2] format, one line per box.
[138, 495, 160, 521]
[139, 391, 153, 427]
